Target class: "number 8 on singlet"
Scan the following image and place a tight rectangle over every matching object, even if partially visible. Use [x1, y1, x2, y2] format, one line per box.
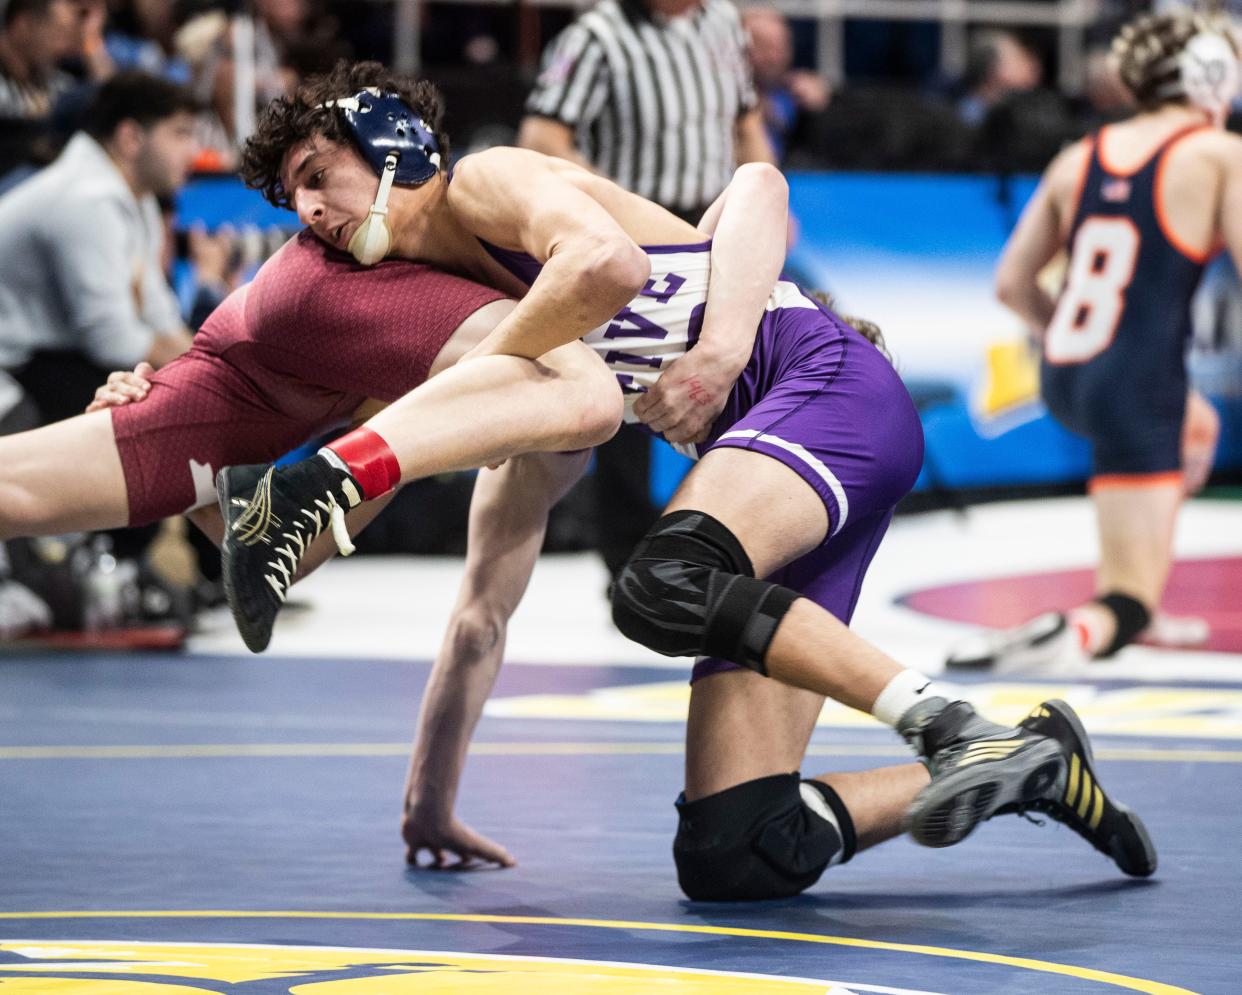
[1045, 217, 1141, 364]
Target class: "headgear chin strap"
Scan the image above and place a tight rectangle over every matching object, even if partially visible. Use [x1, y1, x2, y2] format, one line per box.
[1158, 31, 1241, 117]
[321, 88, 442, 265]
[346, 150, 398, 265]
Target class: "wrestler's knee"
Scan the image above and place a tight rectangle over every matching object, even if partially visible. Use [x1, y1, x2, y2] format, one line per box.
[541, 344, 623, 448]
[573, 382, 623, 448]
[673, 774, 856, 902]
[611, 511, 799, 671]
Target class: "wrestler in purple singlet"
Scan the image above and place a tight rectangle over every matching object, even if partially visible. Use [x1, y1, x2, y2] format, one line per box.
[478, 237, 925, 681]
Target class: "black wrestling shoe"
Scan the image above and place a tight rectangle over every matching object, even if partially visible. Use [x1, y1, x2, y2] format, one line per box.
[999, 699, 1156, 877]
[218, 455, 362, 653]
[899, 697, 1065, 848]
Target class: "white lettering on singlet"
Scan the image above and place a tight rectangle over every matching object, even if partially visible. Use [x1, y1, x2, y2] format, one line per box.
[581, 246, 816, 440]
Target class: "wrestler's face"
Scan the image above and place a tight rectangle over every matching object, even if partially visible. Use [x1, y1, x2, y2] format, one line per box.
[282, 136, 379, 252]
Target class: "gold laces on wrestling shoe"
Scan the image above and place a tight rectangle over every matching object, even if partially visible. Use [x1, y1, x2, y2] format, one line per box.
[228, 466, 358, 604]
[230, 467, 280, 546]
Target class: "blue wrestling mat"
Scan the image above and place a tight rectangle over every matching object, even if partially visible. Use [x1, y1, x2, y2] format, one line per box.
[1, 651, 1238, 994]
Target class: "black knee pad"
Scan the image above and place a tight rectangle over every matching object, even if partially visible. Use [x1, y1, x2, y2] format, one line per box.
[672, 772, 856, 902]
[610, 510, 800, 673]
[1093, 591, 1152, 658]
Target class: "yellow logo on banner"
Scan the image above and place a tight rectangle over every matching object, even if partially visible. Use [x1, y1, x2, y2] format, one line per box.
[975, 339, 1041, 423]
[0, 941, 845, 993]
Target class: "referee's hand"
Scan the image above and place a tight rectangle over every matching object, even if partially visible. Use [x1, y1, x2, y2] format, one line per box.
[634, 348, 744, 445]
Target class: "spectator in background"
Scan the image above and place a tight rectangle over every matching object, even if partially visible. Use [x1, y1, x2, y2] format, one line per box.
[517, 0, 775, 586]
[959, 28, 1076, 173]
[174, 4, 284, 171]
[0, 70, 198, 637]
[174, 0, 346, 171]
[104, 0, 191, 82]
[1080, 44, 1136, 128]
[66, 0, 114, 82]
[0, 0, 79, 188]
[0, 70, 195, 433]
[957, 28, 1042, 127]
[741, 4, 830, 164]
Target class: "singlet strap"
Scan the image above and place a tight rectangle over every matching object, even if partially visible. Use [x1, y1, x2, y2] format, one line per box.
[1154, 123, 1216, 264]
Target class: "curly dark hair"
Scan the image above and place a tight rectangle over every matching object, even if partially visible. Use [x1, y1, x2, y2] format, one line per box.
[1112, 10, 1237, 110]
[240, 60, 451, 208]
[806, 290, 891, 363]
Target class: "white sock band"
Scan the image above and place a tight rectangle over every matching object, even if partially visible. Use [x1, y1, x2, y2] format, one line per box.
[871, 669, 937, 728]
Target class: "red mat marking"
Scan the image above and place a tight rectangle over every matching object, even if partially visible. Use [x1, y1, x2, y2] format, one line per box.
[900, 557, 1242, 654]
[0, 625, 186, 652]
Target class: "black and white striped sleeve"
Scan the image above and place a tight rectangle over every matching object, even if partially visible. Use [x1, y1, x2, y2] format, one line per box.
[724, 5, 758, 115]
[525, 23, 610, 128]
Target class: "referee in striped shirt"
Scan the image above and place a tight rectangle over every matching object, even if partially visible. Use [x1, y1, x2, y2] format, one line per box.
[517, 0, 775, 582]
[518, 0, 775, 222]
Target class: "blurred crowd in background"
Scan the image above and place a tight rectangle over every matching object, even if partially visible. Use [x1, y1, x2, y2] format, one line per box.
[0, 0, 1236, 643]
[1, 0, 1224, 186]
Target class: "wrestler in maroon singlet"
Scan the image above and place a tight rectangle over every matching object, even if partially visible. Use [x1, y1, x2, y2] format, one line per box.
[111, 230, 505, 525]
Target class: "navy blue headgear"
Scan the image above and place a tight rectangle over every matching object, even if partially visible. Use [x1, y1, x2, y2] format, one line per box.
[323, 88, 441, 185]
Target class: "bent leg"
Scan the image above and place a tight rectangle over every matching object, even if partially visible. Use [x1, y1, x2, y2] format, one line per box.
[677, 669, 928, 900]
[0, 412, 131, 538]
[622, 447, 905, 712]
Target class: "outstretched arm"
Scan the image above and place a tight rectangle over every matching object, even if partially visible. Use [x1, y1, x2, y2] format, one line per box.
[633, 162, 789, 444]
[447, 148, 650, 361]
[403, 448, 590, 867]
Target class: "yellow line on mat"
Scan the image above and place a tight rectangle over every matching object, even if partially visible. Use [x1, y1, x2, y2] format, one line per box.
[0, 910, 1198, 995]
[0, 742, 1239, 762]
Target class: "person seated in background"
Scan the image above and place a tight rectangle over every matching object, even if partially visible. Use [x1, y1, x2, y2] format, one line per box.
[173, 0, 347, 172]
[741, 4, 831, 166]
[0, 70, 195, 425]
[957, 27, 1078, 172]
[0, 70, 197, 638]
[0, 0, 79, 191]
[1079, 44, 1137, 129]
[956, 28, 1043, 127]
[103, 0, 191, 82]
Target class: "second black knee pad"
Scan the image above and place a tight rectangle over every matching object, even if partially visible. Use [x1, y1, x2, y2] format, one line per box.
[673, 772, 856, 902]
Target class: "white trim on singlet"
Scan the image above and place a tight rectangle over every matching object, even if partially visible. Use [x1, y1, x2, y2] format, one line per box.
[715, 428, 850, 536]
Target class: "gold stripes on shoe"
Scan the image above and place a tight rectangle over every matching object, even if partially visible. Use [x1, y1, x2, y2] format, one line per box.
[954, 738, 1025, 768]
[1065, 753, 1105, 830]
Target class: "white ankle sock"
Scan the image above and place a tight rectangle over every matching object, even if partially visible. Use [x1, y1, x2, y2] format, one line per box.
[871, 669, 938, 728]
